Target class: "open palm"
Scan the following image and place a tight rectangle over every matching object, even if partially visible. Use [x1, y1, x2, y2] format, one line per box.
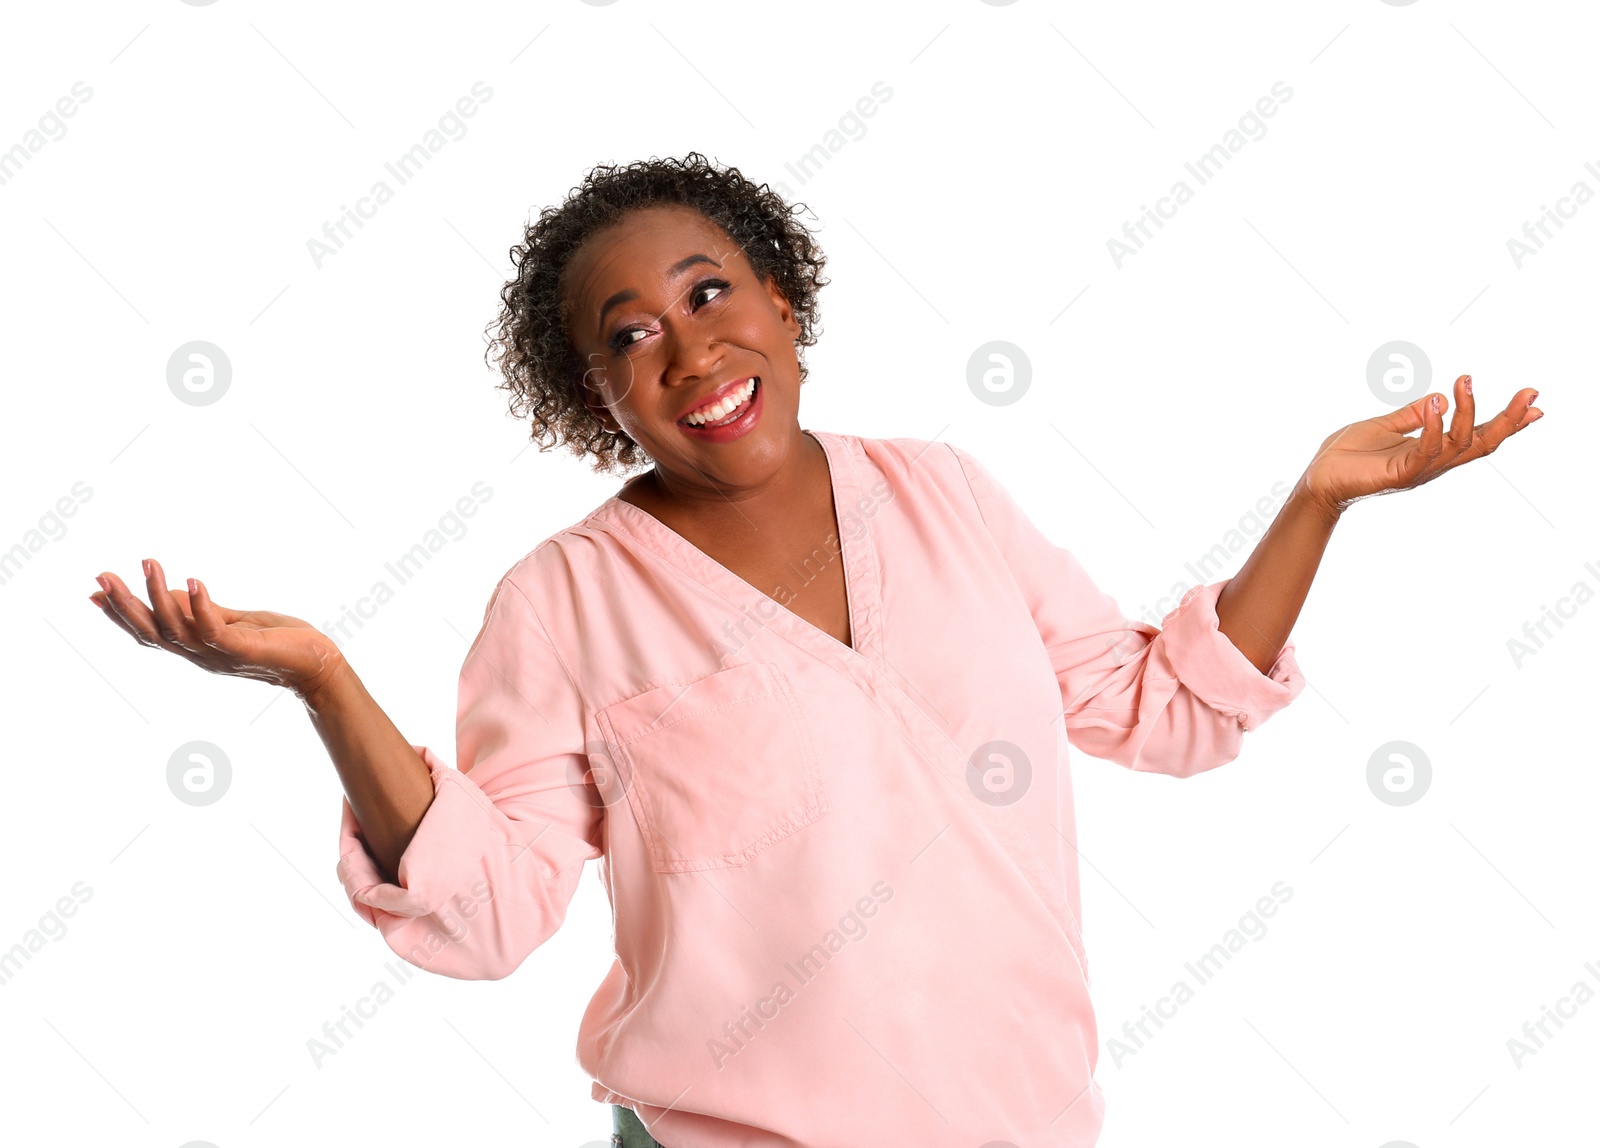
[90, 557, 344, 698]
[1299, 376, 1544, 516]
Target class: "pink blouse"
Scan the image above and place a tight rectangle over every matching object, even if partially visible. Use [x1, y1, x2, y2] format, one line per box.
[336, 428, 1305, 1146]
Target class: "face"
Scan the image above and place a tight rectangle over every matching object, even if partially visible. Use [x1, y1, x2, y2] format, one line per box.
[561, 204, 805, 500]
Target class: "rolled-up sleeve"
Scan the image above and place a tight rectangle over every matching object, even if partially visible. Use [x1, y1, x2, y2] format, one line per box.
[950, 444, 1305, 778]
[336, 572, 601, 979]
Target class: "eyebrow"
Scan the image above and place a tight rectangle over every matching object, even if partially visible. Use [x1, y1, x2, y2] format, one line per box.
[595, 253, 723, 337]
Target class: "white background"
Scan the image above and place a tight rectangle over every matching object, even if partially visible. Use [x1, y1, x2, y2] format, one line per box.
[1, 1, 1594, 1145]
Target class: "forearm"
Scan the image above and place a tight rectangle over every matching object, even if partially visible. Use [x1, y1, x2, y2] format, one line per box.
[1213, 484, 1341, 674]
[298, 662, 436, 885]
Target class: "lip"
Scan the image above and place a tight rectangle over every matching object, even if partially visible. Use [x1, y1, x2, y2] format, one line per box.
[677, 376, 759, 425]
[678, 377, 763, 444]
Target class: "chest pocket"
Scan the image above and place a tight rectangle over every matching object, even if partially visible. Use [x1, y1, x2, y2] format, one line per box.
[595, 661, 828, 874]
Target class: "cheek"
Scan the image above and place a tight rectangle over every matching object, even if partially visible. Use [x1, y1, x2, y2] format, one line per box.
[728, 305, 788, 348]
[594, 357, 645, 409]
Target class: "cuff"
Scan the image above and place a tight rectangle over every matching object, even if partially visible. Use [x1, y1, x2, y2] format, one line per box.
[336, 743, 499, 924]
[1158, 580, 1306, 731]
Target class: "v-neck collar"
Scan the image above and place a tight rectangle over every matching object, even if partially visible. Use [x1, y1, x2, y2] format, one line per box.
[588, 428, 882, 668]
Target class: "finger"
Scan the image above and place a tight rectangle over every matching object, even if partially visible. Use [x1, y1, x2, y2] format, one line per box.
[1474, 389, 1542, 451]
[1512, 388, 1542, 428]
[1394, 393, 1448, 484]
[144, 558, 205, 653]
[97, 570, 169, 647]
[1419, 392, 1446, 458]
[1446, 375, 1475, 456]
[161, 586, 244, 628]
[90, 589, 149, 645]
[187, 577, 242, 651]
[174, 583, 244, 626]
[1370, 392, 1434, 435]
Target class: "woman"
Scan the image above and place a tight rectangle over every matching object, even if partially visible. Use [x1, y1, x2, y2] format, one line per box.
[87, 153, 1542, 1147]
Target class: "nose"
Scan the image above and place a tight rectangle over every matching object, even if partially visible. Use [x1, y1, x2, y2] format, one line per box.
[661, 320, 724, 391]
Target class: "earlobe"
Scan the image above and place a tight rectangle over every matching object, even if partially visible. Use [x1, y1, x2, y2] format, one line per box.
[764, 274, 800, 337]
[577, 367, 616, 431]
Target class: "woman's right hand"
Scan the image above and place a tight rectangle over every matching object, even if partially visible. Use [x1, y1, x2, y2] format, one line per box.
[89, 557, 345, 701]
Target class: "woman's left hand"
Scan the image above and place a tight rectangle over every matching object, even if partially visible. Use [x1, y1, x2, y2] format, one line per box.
[1296, 375, 1543, 518]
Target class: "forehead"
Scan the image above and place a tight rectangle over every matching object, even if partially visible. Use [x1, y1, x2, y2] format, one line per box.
[562, 205, 740, 315]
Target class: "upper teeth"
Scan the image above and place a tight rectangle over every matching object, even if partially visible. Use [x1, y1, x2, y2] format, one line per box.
[684, 378, 757, 425]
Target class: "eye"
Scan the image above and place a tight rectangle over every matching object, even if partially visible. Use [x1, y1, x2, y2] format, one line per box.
[694, 278, 730, 307]
[608, 278, 731, 353]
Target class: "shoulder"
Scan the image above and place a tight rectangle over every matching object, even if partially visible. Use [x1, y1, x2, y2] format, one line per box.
[827, 430, 993, 505]
[472, 508, 622, 640]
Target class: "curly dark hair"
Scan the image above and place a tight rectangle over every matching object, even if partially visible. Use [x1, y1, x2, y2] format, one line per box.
[483, 152, 830, 476]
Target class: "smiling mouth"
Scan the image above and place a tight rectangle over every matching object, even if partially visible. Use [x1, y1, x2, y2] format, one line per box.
[679, 377, 759, 427]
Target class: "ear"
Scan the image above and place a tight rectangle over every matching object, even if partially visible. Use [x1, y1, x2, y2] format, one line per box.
[577, 364, 619, 432]
[763, 273, 802, 341]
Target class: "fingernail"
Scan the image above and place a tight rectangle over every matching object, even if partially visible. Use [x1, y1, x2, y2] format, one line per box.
[1530, 390, 1539, 401]
[1463, 376, 1472, 394]
[187, 578, 198, 594]
[142, 559, 151, 577]
[1432, 395, 1442, 411]
[96, 575, 110, 591]
[88, 594, 101, 606]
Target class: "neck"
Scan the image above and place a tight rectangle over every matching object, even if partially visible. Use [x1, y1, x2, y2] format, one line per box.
[619, 429, 827, 537]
